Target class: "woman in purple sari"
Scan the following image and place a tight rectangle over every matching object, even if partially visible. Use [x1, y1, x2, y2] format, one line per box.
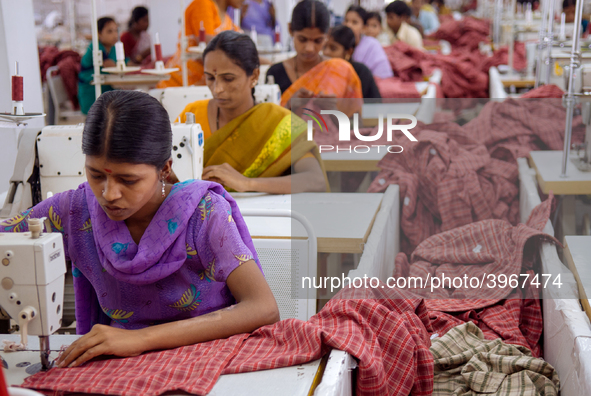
[0, 90, 279, 368]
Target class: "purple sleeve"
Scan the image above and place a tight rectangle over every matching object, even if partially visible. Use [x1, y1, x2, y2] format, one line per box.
[195, 192, 257, 283]
[0, 191, 73, 260]
[353, 36, 394, 79]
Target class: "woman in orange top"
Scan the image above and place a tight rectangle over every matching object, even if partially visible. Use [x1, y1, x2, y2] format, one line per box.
[266, 0, 362, 115]
[157, 0, 243, 88]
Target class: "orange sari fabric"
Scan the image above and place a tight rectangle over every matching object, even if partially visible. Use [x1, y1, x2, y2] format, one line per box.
[157, 0, 239, 88]
[280, 58, 363, 116]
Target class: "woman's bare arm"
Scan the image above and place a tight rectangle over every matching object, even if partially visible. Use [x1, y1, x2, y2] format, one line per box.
[57, 260, 279, 368]
[202, 156, 327, 194]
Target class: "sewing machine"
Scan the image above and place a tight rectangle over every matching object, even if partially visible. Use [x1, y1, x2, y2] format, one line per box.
[170, 116, 205, 182]
[0, 219, 66, 373]
[148, 84, 282, 122]
[1, 119, 205, 222]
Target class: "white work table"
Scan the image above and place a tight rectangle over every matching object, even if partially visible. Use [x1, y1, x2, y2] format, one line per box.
[0, 335, 353, 396]
[321, 147, 386, 172]
[529, 151, 591, 195]
[93, 73, 170, 91]
[233, 192, 383, 254]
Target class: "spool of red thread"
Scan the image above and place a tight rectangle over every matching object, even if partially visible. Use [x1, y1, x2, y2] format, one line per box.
[155, 43, 163, 62]
[12, 75, 23, 102]
[199, 28, 206, 44]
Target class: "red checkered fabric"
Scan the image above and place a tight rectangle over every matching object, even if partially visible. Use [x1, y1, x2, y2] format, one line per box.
[223, 286, 434, 395]
[393, 196, 554, 357]
[383, 42, 428, 82]
[22, 287, 434, 396]
[369, 126, 519, 252]
[381, 39, 526, 98]
[479, 42, 527, 73]
[520, 84, 564, 98]
[429, 17, 490, 52]
[374, 77, 422, 99]
[393, 193, 555, 302]
[369, 99, 584, 252]
[462, 99, 572, 152]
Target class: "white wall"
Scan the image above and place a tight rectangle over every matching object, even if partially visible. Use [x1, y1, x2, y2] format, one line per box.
[33, 0, 148, 37]
[328, 0, 352, 16]
[0, 0, 45, 195]
[75, 0, 148, 35]
[145, 0, 296, 58]
[147, 0, 183, 58]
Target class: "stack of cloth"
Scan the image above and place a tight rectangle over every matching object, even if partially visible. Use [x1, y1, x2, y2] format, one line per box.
[431, 322, 560, 395]
[394, 195, 556, 357]
[373, 77, 423, 99]
[39, 46, 81, 109]
[521, 84, 564, 98]
[378, 40, 526, 98]
[478, 42, 527, 74]
[22, 286, 435, 396]
[429, 16, 490, 52]
[368, 98, 584, 252]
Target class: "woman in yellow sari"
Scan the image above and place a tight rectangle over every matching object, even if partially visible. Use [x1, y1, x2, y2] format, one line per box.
[157, 0, 242, 88]
[266, 0, 362, 115]
[177, 31, 328, 194]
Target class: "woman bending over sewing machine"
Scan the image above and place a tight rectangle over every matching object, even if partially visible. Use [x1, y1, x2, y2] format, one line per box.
[0, 90, 279, 368]
[265, 0, 362, 115]
[177, 30, 328, 194]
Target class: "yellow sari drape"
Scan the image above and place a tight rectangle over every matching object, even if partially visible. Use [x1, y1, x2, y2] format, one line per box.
[178, 101, 328, 184]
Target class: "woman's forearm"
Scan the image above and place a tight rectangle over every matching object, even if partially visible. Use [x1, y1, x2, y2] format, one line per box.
[138, 297, 277, 351]
[246, 170, 326, 194]
[245, 175, 292, 194]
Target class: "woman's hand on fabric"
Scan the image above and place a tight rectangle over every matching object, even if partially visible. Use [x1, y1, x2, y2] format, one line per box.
[103, 59, 116, 68]
[202, 163, 251, 192]
[314, 91, 338, 111]
[317, 91, 337, 99]
[289, 88, 314, 112]
[56, 324, 147, 368]
[292, 87, 314, 100]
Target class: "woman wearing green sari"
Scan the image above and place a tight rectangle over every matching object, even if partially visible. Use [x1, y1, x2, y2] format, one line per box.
[177, 31, 327, 194]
